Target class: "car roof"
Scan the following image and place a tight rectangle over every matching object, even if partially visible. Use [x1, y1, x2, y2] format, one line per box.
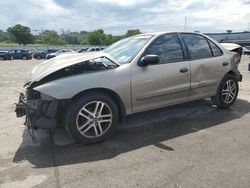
[137, 31, 207, 37]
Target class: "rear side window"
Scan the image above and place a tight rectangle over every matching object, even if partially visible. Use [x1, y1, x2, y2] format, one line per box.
[208, 40, 223, 57]
[144, 34, 184, 63]
[182, 34, 212, 59]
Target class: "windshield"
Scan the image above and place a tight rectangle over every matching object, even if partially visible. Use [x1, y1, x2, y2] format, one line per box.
[104, 35, 153, 64]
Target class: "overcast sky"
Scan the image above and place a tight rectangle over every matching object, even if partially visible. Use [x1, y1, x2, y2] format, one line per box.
[1, 0, 250, 35]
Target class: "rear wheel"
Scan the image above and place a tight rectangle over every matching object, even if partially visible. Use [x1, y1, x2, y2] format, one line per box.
[66, 92, 119, 144]
[211, 74, 239, 108]
[0, 57, 4, 60]
[22, 56, 28, 60]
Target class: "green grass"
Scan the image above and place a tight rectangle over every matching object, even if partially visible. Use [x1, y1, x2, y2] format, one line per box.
[0, 42, 46, 46]
[0, 42, 19, 46]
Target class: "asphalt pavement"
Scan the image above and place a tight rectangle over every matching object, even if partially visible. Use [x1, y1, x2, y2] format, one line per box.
[0, 56, 250, 188]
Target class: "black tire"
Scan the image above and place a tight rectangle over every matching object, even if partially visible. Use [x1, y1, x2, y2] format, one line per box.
[36, 55, 41, 60]
[66, 92, 119, 144]
[22, 56, 28, 60]
[211, 74, 239, 109]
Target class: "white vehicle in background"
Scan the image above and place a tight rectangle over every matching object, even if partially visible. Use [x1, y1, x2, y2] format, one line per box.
[242, 47, 250, 55]
[46, 49, 75, 59]
[78, 47, 105, 53]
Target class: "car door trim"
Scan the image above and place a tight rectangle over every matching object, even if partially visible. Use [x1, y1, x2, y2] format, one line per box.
[136, 86, 190, 101]
[191, 81, 217, 89]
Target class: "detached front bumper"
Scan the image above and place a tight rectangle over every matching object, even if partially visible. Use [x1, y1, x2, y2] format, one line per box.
[15, 92, 59, 129]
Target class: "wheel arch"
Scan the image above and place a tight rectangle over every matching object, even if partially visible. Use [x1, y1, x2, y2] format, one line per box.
[71, 88, 126, 123]
[226, 70, 236, 76]
[225, 70, 242, 81]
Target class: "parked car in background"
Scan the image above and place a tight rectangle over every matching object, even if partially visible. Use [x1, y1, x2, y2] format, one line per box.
[78, 47, 105, 53]
[0, 51, 8, 54]
[77, 47, 89, 53]
[0, 50, 32, 60]
[33, 49, 58, 59]
[16, 32, 242, 144]
[242, 47, 250, 55]
[46, 49, 75, 59]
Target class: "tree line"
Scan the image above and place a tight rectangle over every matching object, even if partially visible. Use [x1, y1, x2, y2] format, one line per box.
[0, 24, 141, 46]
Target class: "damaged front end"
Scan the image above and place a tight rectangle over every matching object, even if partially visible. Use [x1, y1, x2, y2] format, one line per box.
[220, 43, 243, 81]
[15, 85, 59, 130]
[15, 53, 119, 135]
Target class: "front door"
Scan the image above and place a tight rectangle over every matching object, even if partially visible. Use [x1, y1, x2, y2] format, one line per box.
[131, 34, 190, 112]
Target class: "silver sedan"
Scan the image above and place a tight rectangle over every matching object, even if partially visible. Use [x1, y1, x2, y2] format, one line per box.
[15, 32, 242, 144]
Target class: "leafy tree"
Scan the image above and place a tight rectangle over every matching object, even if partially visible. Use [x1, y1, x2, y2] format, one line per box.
[41, 30, 66, 45]
[125, 29, 141, 37]
[0, 30, 11, 42]
[104, 34, 122, 45]
[86, 29, 106, 45]
[33, 34, 42, 44]
[7, 24, 33, 45]
[61, 31, 79, 45]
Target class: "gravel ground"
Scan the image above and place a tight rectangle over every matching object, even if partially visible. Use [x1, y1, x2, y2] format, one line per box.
[0, 56, 250, 188]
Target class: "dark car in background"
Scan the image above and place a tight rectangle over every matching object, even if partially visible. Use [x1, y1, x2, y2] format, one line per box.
[0, 50, 32, 60]
[33, 49, 58, 59]
[0, 51, 8, 54]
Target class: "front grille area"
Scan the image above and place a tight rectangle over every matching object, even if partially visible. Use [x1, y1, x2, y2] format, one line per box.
[25, 89, 40, 100]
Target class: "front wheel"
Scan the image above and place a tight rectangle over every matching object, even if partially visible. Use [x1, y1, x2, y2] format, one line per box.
[211, 74, 239, 108]
[66, 92, 119, 144]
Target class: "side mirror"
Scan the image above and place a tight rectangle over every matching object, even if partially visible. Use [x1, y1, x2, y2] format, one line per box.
[138, 54, 160, 66]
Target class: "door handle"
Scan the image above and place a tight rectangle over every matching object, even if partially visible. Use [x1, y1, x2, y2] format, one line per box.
[180, 67, 189, 73]
[222, 62, 229, 66]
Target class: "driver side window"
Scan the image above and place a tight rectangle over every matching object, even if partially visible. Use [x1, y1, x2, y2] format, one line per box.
[144, 34, 184, 64]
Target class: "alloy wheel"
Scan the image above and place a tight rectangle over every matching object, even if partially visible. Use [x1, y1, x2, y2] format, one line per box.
[76, 101, 113, 138]
[222, 80, 237, 104]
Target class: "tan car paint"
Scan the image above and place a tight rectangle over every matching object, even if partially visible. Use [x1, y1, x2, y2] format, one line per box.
[32, 32, 238, 116]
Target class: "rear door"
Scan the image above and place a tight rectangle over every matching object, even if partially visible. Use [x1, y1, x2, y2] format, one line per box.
[181, 33, 229, 99]
[131, 33, 190, 112]
[16, 50, 23, 59]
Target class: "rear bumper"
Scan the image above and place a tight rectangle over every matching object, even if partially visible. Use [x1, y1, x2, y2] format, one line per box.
[15, 93, 59, 129]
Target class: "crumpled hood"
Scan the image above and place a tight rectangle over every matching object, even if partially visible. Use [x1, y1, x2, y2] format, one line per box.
[27, 52, 119, 82]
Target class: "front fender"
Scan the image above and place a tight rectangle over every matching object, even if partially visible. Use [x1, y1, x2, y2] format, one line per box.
[33, 65, 132, 114]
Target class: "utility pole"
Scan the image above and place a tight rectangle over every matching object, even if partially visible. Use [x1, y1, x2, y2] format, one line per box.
[184, 16, 187, 31]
